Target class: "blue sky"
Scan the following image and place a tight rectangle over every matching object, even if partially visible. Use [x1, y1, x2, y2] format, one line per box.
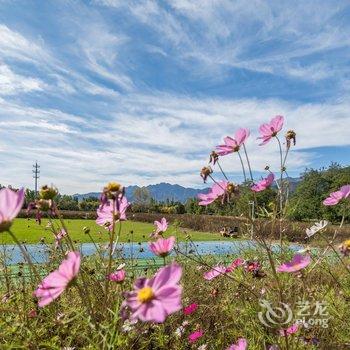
[0, 0, 350, 194]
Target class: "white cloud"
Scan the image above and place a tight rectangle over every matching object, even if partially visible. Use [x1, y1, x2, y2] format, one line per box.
[1, 92, 350, 193]
[0, 64, 46, 95]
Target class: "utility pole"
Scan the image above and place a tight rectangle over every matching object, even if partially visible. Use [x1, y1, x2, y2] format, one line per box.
[32, 161, 40, 196]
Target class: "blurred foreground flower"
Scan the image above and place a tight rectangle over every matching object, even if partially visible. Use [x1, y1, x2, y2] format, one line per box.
[277, 254, 311, 273]
[34, 251, 81, 307]
[227, 338, 247, 350]
[323, 185, 350, 206]
[257, 115, 284, 145]
[0, 187, 24, 232]
[122, 262, 182, 323]
[149, 236, 175, 257]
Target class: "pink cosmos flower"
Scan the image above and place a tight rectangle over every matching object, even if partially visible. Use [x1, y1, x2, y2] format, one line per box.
[258, 115, 284, 145]
[226, 258, 245, 273]
[279, 323, 299, 337]
[251, 173, 275, 192]
[108, 269, 126, 283]
[34, 251, 81, 307]
[277, 254, 311, 273]
[198, 181, 228, 206]
[150, 217, 168, 238]
[149, 236, 175, 257]
[227, 338, 248, 350]
[55, 229, 67, 248]
[323, 185, 350, 206]
[203, 265, 227, 280]
[122, 262, 182, 323]
[188, 329, 204, 343]
[0, 187, 25, 232]
[183, 302, 198, 315]
[216, 128, 250, 156]
[96, 196, 129, 231]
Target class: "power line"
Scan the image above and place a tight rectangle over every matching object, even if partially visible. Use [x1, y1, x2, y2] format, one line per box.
[32, 161, 40, 196]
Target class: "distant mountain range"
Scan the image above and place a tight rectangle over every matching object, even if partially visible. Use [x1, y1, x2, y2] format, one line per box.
[73, 182, 208, 203]
[73, 177, 301, 203]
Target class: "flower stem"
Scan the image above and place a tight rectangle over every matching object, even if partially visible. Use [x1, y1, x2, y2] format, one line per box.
[237, 151, 247, 182]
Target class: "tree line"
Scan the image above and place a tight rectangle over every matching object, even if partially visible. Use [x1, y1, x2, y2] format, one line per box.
[2, 162, 349, 221]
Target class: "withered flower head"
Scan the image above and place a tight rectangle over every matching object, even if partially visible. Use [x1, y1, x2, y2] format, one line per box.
[36, 199, 53, 212]
[39, 185, 58, 200]
[285, 130, 296, 148]
[226, 182, 237, 194]
[200, 166, 213, 183]
[209, 151, 219, 165]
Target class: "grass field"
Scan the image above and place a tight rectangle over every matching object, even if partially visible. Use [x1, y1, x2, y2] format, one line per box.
[0, 218, 228, 244]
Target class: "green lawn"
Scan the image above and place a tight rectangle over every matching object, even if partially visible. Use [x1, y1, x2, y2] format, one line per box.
[1, 218, 227, 244]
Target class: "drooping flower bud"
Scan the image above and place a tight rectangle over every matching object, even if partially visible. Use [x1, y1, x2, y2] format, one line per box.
[200, 166, 213, 183]
[209, 151, 219, 165]
[285, 130, 296, 148]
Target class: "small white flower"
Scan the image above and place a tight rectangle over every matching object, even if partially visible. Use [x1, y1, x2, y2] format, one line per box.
[174, 326, 185, 337]
[198, 344, 208, 350]
[121, 319, 137, 333]
[306, 220, 329, 238]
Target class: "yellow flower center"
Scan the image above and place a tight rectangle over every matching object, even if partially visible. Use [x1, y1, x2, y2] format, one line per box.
[137, 287, 154, 303]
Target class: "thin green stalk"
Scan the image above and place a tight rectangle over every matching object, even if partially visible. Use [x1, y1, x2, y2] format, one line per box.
[216, 160, 229, 181]
[237, 151, 247, 182]
[242, 143, 253, 182]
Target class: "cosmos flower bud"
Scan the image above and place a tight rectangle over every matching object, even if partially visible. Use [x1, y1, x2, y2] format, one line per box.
[83, 226, 90, 234]
[285, 130, 296, 148]
[226, 182, 237, 194]
[200, 166, 213, 182]
[209, 151, 219, 165]
[264, 165, 270, 171]
[39, 185, 58, 200]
